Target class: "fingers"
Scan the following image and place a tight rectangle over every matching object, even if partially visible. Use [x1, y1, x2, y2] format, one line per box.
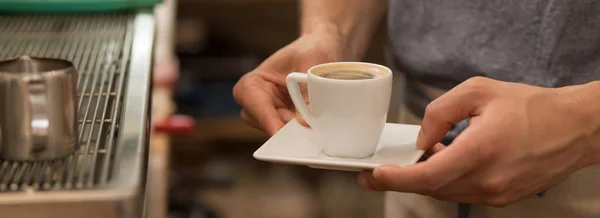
[278, 108, 297, 123]
[359, 170, 512, 206]
[359, 167, 479, 196]
[241, 110, 261, 130]
[242, 108, 298, 135]
[431, 194, 489, 204]
[361, 167, 480, 196]
[243, 101, 285, 136]
[359, 123, 492, 195]
[417, 78, 489, 150]
[424, 143, 446, 157]
[296, 110, 310, 127]
[357, 170, 385, 191]
[358, 164, 434, 193]
[432, 190, 533, 207]
[359, 131, 479, 193]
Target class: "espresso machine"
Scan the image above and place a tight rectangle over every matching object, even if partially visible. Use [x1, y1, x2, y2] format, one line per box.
[0, 1, 159, 217]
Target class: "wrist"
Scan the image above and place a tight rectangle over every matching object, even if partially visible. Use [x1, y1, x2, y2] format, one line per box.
[555, 81, 600, 166]
[300, 18, 376, 61]
[298, 0, 387, 61]
[300, 23, 358, 61]
[301, 20, 343, 37]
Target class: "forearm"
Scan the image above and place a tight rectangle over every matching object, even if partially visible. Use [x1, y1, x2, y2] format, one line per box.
[300, 0, 387, 60]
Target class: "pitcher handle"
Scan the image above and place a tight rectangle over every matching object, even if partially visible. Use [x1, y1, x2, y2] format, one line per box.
[28, 80, 49, 154]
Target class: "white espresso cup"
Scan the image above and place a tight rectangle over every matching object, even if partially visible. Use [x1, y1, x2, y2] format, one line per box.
[286, 62, 392, 158]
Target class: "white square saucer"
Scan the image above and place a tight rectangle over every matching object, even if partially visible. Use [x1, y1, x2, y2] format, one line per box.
[253, 119, 425, 171]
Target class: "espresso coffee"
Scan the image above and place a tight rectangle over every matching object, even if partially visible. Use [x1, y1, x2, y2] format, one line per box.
[317, 70, 376, 80]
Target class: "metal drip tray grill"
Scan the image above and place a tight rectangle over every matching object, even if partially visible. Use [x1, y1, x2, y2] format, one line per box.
[0, 14, 134, 192]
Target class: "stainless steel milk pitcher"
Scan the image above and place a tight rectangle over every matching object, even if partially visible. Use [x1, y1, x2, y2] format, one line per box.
[0, 56, 78, 161]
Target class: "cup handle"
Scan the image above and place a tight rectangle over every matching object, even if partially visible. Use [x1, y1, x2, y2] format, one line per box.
[286, 72, 314, 127]
[28, 81, 49, 154]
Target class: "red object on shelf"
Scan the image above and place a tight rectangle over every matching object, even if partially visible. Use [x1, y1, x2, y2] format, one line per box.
[153, 114, 195, 135]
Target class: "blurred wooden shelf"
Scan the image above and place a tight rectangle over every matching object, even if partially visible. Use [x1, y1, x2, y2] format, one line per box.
[186, 117, 269, 143]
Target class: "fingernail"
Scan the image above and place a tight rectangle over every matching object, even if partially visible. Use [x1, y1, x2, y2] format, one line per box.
[373, 165, 390, 180]
[357, 175, 371, 189]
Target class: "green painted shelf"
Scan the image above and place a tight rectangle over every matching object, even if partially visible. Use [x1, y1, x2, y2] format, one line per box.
[0, 0, 161, 13]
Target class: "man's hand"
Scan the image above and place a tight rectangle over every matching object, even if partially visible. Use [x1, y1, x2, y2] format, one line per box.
[357, 77, 600, 207]
[233, 33, 343, 135]
[233, 0, 386, 135]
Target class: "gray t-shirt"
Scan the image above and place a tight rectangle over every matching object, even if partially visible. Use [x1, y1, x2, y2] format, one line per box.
[385, 1, 600, 218]
[388, 0, 600, 115]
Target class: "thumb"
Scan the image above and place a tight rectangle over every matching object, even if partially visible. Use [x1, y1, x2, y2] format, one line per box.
[417, 84, 487, 150]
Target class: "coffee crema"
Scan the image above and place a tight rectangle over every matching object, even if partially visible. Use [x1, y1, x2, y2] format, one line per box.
[315, 70, 377, 80]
